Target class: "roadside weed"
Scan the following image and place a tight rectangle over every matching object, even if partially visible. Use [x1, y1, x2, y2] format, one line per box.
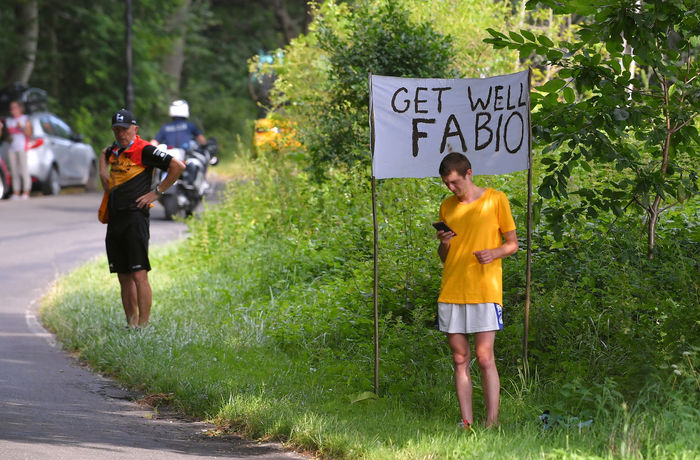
[41, 154, 699, 458]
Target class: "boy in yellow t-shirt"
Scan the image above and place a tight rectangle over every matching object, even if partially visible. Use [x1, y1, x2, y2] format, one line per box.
[435, 152, 518, 429]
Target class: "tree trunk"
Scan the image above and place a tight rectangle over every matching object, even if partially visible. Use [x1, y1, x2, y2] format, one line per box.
[47, 17, 60, 97]
[647, 197, 660, 259]
[647, 78, 674, 259]
[125, 0, 134, 111]
[300, 1, 312, 35]
[163, 0, 192, 98]
[10, 0, 39, 85]
[272, 0, 299, 44]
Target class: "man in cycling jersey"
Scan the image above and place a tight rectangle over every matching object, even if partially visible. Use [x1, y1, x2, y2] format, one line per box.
[101, 108, 185, 328]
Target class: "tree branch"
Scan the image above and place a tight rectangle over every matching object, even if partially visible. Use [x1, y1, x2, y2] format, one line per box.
[659, 201, 679, 213]
[272, 0, 299, 45]
[670, 113, 699, 134]
[633, 195, 650, 214]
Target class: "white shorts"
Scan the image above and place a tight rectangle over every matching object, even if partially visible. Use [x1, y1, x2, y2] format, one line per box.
[437, 302, 503, 334]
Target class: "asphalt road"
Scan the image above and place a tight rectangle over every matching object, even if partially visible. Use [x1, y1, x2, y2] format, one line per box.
[0, 190, 300, 460]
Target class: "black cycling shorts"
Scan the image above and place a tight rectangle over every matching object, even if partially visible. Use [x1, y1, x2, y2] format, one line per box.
[105, 211, 151, 273]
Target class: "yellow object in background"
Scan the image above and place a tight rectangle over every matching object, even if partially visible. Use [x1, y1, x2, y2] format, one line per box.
[253, 118, 300, 155]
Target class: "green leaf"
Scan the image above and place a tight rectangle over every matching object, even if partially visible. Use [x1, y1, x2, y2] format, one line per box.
[519, 43, 537, 60]
[622, 54, 633, 70]
[669, 83, 677, 98]
[567, 0, 597, 15]
[609, 59, 621, 75]
[538, 78, 567, 93]
[542, 92, 560, 108]
[613, 108, 630, 121]
[351, 391, 379, 404]
[537, 35, 555, 47]
[485, 39, 508, 49]
[532, 199, 542, 225]
[509, 31, 525, 44]
[547, 49, 564, 61]
[486, 28, 507, 39]
[539, 186, 552, 200]
[605, 40, 623, 55]
[521, 29, 536, 42]
[561, 164, 570, 178]
[563, 87, 575, 103]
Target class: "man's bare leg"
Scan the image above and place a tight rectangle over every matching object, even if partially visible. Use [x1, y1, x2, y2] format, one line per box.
[117, 273, 138, 327]
[448, 333, 472, 425]
[132, 269, 152, 327]
[474, 330, 499, 427]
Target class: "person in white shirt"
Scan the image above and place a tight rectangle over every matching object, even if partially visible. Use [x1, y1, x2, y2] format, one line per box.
[5, 100, 33, 199]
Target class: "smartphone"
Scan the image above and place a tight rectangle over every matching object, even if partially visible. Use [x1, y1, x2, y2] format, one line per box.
[432, 221, 455, 235]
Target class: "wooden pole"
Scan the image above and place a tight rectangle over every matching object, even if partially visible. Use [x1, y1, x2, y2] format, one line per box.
[372, 176, 379, 395]
[522, 68, 533, 377]
[368, 73, 380, 395]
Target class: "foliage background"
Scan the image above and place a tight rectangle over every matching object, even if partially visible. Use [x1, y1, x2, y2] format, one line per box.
[0, 0, 309, 154]
[42, 147, 700, 458]
[23, 0, 700, 457]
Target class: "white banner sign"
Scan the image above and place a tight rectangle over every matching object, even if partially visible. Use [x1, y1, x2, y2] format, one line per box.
[371, 70, 530, 179]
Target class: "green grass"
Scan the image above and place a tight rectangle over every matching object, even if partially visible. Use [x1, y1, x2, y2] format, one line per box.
[41, 154, 700, 459]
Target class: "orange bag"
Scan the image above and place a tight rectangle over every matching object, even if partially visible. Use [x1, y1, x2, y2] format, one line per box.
[98, 191, 109, 224]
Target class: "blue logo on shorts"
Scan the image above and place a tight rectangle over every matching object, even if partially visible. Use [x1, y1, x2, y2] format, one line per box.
[494, 303, 503, 330]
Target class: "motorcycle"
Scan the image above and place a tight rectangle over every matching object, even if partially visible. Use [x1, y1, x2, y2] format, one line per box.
[156, 138, 219, 220]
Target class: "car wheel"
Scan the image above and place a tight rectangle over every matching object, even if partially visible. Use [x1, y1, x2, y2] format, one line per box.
[42, 166, 61, 195]
[85, 161, 98, 192]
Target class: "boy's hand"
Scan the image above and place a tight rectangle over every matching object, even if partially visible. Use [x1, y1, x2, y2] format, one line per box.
[436, 230, 455, 245]
[474, 249, 496, 264]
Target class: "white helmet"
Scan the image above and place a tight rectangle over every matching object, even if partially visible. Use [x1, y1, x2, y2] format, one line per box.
[169, 99, 189, 118]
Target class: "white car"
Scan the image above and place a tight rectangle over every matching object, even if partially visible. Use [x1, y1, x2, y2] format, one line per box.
[1, 111, 97, 195]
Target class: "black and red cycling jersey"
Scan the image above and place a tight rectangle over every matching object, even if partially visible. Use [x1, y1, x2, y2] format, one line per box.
[106, 135, 172, 213]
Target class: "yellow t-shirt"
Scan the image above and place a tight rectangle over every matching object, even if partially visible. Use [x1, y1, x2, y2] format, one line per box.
[438, 188, 516, 305]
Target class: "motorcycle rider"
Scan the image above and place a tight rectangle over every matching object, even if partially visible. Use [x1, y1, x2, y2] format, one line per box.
[150, 100, 206, 148]
[149, 99, 216, 220]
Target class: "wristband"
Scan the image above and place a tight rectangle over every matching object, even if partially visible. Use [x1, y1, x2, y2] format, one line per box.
[154, 186, 163, 197]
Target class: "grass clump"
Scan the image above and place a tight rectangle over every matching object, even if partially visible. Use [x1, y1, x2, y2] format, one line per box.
[41, 150, 699, 458]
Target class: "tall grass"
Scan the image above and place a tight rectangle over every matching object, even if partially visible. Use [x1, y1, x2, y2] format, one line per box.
[41, 153, 700, 458]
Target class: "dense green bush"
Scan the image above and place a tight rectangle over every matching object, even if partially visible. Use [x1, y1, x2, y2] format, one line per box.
[273, 0, 517, 179]
[176, 146, 699, 398]
[273, 0, 457, 179]
[485, 0, 700, 257]
[41, 146, 699, 456]
[526, 221, 699, 392]
[38, 1, 700, 456]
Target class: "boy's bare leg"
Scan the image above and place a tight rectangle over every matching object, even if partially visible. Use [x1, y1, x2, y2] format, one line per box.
[474, 330, 499, 427]
[448, 333, 473, 425]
